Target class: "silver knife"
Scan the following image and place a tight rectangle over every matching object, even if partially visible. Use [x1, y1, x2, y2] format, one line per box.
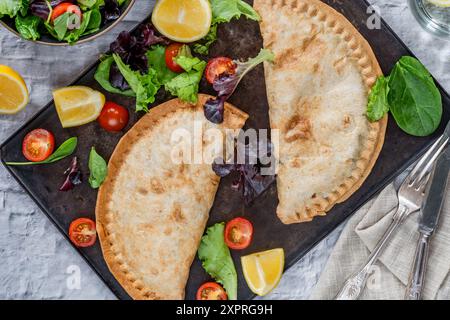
[405, 146, 450, 300]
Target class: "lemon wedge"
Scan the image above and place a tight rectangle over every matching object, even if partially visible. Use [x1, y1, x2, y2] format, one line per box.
[427, 0, 450, 7]
[53, 86, 105, 128]
[151, 0, 212, 43]
[241, 248, 285, 296]
[0, 65, 29, 115]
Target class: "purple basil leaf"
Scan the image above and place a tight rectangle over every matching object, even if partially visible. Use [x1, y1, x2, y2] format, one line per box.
[204, 96, 227, 124]
[104, 0, 121, 21]
[203, 74, 239, 124]
[60, 157, 82, 192]
[213, 74, 240, 96]
[203, 49, 274, 124]
[212, 158, 235, 177]
[138, 23, 168, 47]
[241, 165, 275, 205]
[108, 25, 167, 90]
[109, 63, 131, 90]
[211, 139, 276, 204]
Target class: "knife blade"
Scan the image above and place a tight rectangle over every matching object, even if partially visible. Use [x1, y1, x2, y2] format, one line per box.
[420, 146, 450, 235]
[405, 146, 450, 300]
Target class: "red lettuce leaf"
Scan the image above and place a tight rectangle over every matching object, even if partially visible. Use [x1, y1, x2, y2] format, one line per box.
[108, 24, 168, 90]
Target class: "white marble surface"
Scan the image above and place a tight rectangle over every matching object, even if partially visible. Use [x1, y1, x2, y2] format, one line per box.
[0, 0, 449, 300]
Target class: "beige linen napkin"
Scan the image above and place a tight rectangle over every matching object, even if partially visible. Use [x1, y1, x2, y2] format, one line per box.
[310, 182, 450, 300]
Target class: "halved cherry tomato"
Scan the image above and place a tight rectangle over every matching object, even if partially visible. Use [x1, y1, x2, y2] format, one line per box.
[165, 43, 184, 73]
[22, 129, 55, 162]
[98, 101, 129, 132]
[205, 57, 236, 84]
[196, 282, 228, 300]
[51, 3, 82, 23]
[224, 217, 253, 250]
[69, 218, 97, 248]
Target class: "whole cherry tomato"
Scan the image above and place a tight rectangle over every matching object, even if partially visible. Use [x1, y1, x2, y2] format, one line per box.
[97, 101, 129, 132]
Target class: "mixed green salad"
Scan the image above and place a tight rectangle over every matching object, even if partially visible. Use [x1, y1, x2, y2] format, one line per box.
[0, 0, 129, 44]
[94, 0, 272, 121]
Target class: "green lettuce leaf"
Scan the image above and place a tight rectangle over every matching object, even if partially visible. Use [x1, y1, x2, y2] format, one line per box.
[192, 24, 217, 55]
[198, 223, 237, 300]
[15, 14, 40, 41]
[193, 0, 260, 55]
[94, 56, 135, 97]
[146, 45, 178, 85]
[211, 0, 260, 23]
[0, 0, 22, 18]
[113, 53, 160, 112]
[175, 55, 204, 72]
[367, 76, 389, 122]
[165, 55, 206, 104]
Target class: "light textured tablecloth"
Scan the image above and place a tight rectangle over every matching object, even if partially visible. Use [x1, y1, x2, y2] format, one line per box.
[310, 183, 450, 300]
[0, 0, 449, 300]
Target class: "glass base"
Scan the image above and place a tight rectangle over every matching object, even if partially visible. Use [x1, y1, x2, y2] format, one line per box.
[409, 0, 450, 38]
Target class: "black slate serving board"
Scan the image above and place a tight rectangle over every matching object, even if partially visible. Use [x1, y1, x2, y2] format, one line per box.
[1, 0, 449, 300]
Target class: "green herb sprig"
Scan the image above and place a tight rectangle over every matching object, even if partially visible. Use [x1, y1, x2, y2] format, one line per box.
[88, 147, 107, 189]
[6, 137, 78, 166]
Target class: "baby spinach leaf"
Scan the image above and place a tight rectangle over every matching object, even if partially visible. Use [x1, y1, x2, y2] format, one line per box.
[88, 147, 108, 189]
[94, 56, 136, 97]
[85, 8, 101, 31]
[15, 14, 41, 41]
[388, 57, 442, 137]
[45, 137, 78, 163]
[6, 137, 78, 166]
[53, 12, 70, 40]
[367, 76, 389, 122]
[367, 56, 442, 137]
[63, 10, 91, 44]
[77, 0, 98, 9]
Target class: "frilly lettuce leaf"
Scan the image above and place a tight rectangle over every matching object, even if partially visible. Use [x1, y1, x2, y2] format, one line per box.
[198, 223, 237, 300]
[113, 53, 160, 112]
[164, 55, 206, 104]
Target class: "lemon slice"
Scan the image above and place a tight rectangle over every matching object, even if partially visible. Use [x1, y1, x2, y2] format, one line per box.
[53, 86, 105, 128]
[0, 65, 29, 115]
[427, 0, 450, 7]
[152, 0, 212, 43]
[241, 248, 285, 296]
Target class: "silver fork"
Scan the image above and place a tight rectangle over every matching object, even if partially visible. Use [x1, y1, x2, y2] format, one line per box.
[335, 134, 449, 300]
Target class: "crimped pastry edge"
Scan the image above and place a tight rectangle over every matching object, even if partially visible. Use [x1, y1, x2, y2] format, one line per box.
[255, 0, 387, 224]
[95, 94, 249, 299]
